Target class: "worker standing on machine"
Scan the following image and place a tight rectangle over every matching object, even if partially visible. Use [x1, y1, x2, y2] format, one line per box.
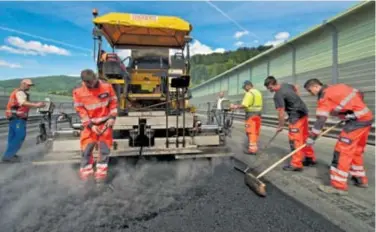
[2, 79, 46, 163]
[304, 79, 373, 195]
[73, 69, 118, 182]
[231, 80, 263, 155]
[264, 76, 316, 171]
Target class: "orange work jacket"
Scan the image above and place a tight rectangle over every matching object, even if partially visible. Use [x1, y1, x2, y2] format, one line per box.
[313, 83, 373, 133]
[73, 81, 118, 127]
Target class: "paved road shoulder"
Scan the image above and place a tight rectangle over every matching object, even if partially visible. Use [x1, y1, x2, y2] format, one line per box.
[228, 121, 375, 232]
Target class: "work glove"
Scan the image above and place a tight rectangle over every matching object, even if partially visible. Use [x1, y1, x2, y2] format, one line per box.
[306, 137, 315, 146]
[91, 125, 102, 135]
[105, 118, 115, 128]
[344, 113, 357, 121]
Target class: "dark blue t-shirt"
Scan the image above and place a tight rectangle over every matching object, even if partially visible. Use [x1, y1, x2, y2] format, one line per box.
[273, 83, 308, 123]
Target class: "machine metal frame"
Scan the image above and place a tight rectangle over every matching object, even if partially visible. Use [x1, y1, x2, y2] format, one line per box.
[34, 9, 234, 164]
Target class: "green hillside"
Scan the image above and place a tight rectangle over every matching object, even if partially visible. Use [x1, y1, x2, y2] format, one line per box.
[0, 45, 272, 95]
[190, 45, 272, 86]
[0, 75, 81, 97]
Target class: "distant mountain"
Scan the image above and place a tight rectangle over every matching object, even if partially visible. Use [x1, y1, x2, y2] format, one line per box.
[0, 75, 81, 96]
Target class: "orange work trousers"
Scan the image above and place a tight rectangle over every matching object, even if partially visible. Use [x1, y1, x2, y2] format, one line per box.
[288, 116, 316, 168]
[330, 126, 370, 190]
[79, 124, 113, 181]
[245, 114, 261, 153]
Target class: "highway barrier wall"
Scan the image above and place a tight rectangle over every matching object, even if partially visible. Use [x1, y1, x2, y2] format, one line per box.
[190, 1, 375, 120]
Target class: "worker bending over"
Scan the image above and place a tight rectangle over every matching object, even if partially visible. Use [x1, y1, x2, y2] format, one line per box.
[231, 80, 263, 154]
[304, 79, 373, 195]
[73, 69, 118, 182]
[264, 76, 316, 171]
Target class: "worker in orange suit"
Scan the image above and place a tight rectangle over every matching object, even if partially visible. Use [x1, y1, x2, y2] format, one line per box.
[73, 69, 118, 182]
[304, 79, 373, 195]
[264, 76, 316, 171]
[230, 80, 263, 155]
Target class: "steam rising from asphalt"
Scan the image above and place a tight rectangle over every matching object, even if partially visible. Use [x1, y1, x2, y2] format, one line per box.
[0, 151, 230, 231]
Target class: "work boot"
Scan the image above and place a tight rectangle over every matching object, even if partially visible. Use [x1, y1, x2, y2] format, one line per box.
[95, 163, 108, 183]
[79, 165, 94, 181]
[351, 176, 368, 188]
[318, 185, 348, 195]
[303, 158, 316, 167]
[282, 164, 303, 172]
[1, 156, 21, 163]
[243, 149, 256, 155]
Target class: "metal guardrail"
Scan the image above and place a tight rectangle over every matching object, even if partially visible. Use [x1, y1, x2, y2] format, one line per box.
[0, 101, 76, 126]
[0, 112, 77, 126]
[197, 110, 375, 146]
[0, 101, 74, 120]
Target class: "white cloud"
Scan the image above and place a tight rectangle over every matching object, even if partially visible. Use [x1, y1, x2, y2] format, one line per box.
[0, 60, 22, 68]
[0, 26, 91, 52]
[206, 1, 258, 40]
[254, 40, 259, 43]
[234, 41, 245, 47]
[184, 40, 225, 56]
[3, 36, 71, 56]
[275, 32, 290, 40]
[264, 32, 290, 47]
[234, 30, 249, 39]
[0, 45, 39, 56]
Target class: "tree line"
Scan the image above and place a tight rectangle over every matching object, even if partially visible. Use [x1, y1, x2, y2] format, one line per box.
[189, 45, 272, 86]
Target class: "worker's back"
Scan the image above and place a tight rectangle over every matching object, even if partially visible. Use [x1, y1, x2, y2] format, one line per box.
[321, 83, 373, 121]
[273, 83, 308, 122]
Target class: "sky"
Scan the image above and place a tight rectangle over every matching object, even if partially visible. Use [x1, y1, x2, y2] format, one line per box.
[0, 0, 359, 80]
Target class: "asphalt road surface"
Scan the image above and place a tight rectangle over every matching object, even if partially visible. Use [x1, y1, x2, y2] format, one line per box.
[0, 121, 360, 232]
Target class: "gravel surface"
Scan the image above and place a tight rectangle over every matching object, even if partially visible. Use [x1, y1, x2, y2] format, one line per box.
[0, 145, 345, 232]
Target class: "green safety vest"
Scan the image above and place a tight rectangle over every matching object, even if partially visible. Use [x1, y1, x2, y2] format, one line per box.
[241, 88, 263, 112]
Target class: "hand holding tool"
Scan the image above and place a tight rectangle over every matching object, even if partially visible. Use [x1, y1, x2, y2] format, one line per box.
[237, 121, 342, 197]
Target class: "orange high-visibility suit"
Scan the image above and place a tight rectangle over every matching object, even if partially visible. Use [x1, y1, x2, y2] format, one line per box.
[73, 80, 118, 181]
[309, 84, 373, 190]
[287, 115, 315, 168]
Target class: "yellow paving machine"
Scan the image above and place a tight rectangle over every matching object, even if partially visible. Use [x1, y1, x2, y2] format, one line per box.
[35, 9, 233, 164]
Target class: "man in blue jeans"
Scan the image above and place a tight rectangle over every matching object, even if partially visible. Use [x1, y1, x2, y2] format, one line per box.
[2, 79, 46, 163]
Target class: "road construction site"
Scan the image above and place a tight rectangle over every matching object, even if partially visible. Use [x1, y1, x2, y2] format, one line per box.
[0, 1, 374, 232]
[0, 118, 373, 232]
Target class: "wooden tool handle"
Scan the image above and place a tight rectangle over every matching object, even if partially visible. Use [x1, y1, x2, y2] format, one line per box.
[256, 121, 342, 179]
